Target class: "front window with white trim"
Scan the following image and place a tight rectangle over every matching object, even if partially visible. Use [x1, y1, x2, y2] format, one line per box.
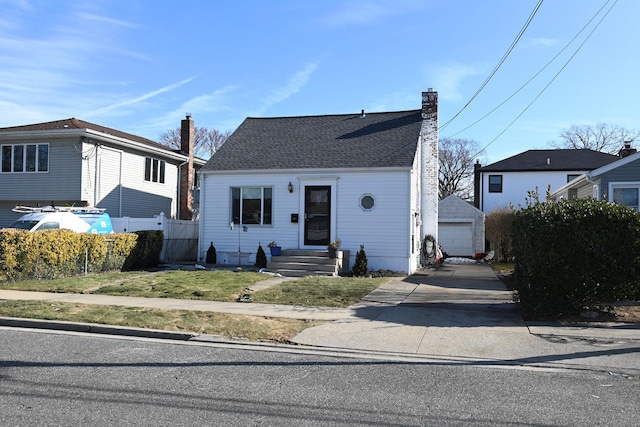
[1, 143, 49, 173]
[610, 183, 640, 211]
[231, 187, 272, 225]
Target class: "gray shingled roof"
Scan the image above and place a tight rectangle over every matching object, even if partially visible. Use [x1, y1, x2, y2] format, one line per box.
[0, 117, 172, 152]
[480, 149, 619, 172]
[202, 110, 423, 171]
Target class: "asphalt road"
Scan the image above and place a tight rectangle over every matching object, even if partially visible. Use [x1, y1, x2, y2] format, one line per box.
[1, 327, 638, 426]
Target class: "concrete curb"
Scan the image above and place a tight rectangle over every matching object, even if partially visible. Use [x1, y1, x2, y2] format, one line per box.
[0, 316, 197, 341]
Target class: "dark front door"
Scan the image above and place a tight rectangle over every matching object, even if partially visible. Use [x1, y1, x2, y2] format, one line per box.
[304, 186, 331, 246]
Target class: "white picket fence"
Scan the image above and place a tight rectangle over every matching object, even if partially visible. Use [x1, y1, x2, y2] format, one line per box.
[111, 213, 198, 262]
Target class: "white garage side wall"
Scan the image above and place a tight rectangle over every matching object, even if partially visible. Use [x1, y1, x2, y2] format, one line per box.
[199, 168, 415, 273]
[480, 170, 589, 213]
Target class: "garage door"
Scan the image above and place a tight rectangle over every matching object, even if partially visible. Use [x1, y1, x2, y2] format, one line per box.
[438, 222, 473, 257]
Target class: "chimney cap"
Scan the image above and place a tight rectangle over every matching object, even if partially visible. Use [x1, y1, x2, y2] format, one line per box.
[185, 113, 192, 119]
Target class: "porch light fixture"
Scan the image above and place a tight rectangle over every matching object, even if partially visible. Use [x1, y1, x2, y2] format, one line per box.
[288, 182, 293, 193]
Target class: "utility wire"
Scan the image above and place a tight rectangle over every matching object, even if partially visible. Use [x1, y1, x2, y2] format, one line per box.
[449, 0, 613, 139]
[440, 0, 544, 131]
[471, 0, 619, 159]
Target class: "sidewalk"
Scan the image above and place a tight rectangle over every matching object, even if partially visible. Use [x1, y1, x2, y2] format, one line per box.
[291, 263, 640, 374]
[1, 263, 639, 374]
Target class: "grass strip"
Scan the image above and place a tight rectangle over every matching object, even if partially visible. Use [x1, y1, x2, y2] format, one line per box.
[252, 276, 389, 308]
[0, 299, 323, 343]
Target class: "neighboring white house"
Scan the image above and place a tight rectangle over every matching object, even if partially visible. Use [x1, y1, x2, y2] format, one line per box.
[198, 91, 440, 274]
[474, 149, 618, 213]
[0, 116, 205, 227]
[438, 194, 485, 257]
[550, 143, 640, 209]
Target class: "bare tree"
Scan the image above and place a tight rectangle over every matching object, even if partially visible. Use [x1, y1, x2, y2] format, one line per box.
[439, 137, 483, 200]
[158, 127, 230, 159]
[550, 122, 640, 154]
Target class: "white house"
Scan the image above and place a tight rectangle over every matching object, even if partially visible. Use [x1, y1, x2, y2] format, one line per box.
[198, 91, 440, 274]
[474, 149, 618, 213]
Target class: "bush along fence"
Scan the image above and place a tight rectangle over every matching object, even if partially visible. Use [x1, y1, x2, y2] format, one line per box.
[512, 197, 640, 316]
[0, 229, 163, 281]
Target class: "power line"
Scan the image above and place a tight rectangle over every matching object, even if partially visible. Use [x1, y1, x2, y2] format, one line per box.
[471, 0, 619, 159]
[449, 0, 614, 139]
[440, 0, 544, 131]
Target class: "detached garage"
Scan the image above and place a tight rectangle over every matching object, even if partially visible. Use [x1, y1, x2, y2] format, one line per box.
[438, 195, 485, 257]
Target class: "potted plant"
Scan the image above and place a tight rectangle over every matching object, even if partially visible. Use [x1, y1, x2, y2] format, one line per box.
[327, 239, 341, 259]
[267, 241, 281, 256]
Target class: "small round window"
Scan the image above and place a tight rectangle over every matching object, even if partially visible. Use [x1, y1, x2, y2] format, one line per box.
[360, 194, 375, 211]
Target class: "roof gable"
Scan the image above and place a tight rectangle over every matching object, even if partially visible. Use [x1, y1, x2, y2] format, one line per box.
[439, 194, 484, 215]
[480, 149, 618, 172]
[203, 110, 423, 171]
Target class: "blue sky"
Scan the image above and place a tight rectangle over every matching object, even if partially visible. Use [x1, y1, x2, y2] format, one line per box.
[1, 0, 637, 163]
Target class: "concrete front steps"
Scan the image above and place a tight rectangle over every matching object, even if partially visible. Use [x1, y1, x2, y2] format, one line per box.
[267, 249, 348, 277]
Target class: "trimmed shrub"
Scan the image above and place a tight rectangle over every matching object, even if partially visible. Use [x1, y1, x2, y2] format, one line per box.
[352, 245, 368, 276]
[255, 243, 267, 269]
[512, 197, 640, 316]
[123, 230, 163, 270]
[0, 230, 139, 280]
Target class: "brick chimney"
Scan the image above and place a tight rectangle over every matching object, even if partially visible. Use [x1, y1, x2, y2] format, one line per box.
[420, 89, 439, 257]
[618, 141, 637, 158]
[179, 114, 194, 220]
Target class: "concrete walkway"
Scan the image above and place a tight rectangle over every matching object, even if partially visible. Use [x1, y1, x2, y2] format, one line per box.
[1, 263, 639, 374]
[291, 263, 640, 374]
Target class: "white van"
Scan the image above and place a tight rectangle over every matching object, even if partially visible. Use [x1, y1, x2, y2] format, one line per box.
[8, 206, 114, 234]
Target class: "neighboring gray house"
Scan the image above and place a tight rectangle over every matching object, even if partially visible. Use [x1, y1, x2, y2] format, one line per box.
[0, 116, 205, 227]
[198, 91, 441, 274]
[551, 144, 640, 209]
[474, 149, 618, 213]
[438, 194, 485, 257]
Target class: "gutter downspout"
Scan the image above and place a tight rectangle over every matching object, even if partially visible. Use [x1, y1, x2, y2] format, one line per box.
[585, 173, 600, 200]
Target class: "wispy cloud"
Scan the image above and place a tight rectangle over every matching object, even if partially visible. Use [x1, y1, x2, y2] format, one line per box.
[253, 63, 318, 115]
[83, 77, 196, 118]
[324, 0, 424, 26]
[75, 12, 141, 29]
[427, 63, 484, 103]
[139, 85, 238, 134]
[520, 37, 559, 49]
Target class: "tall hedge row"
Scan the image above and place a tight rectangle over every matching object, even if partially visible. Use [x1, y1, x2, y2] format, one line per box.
[0, 229, 163, 281]
[512, 198, 640, 316]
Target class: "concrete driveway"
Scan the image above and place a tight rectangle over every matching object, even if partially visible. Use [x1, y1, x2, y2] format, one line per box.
[291, 262, 640, 374]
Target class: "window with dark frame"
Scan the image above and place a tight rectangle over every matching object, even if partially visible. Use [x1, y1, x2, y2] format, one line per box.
[1, 144, 49, 173]
[488, 175, 503, 193]
[231, 187, 273, 225]
[567, 174, 580, 183]
[144, 157, 165, 183]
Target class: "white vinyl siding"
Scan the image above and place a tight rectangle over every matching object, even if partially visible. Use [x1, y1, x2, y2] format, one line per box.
[199, 168, 415, 273]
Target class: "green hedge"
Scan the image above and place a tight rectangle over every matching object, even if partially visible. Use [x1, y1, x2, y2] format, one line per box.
[0, 229, 163, 281]
[512, 198, 640, 316]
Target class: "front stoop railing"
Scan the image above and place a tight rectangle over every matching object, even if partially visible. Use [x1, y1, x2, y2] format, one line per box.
[267, 249, 350, 277]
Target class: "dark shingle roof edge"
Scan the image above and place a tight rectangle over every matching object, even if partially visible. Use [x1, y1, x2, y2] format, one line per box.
[479, 149, 619, 172]
[203, 109, 423, 171]
[0, 117, 173, 153]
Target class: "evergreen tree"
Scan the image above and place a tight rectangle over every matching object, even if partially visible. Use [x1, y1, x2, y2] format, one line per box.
[255, 243, 267, 269]
[352, 244, 368, 276]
